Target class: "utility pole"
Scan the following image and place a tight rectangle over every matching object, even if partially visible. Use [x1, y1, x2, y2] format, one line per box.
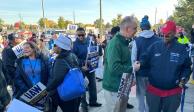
[99, 0, 102, 38]
[18, 13, 23, 30]
[19, 13, 22, 23]
[73, 10, 76, 24]
[41, 0, 46, 32]
[155, 8, 157, 25]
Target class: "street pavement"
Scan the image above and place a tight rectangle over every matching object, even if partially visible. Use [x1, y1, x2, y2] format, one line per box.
[7, 78, 194, 112]
[57, 80, 194, 112]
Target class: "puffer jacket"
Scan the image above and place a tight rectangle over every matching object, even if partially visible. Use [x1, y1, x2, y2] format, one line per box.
[0, 59, 11, 110]
[46, 50, 80, 94]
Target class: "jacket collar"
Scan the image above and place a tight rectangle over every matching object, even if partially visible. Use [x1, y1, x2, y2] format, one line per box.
[76, 38, 88, 44]
[116, 33, 131, 46]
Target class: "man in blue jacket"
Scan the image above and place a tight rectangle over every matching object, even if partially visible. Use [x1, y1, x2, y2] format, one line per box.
[134, 21, 192, 112]
[73, 28, 101, 112]
[132, 15, 161, 112]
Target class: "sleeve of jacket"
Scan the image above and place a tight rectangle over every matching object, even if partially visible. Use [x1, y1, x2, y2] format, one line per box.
[14, 63, 29, 97]
[72, 43, 84, 67]
[108, 42, 132, 74]
[42, 55, 50, 86]
[2, 48, 16, 79]
[46, 59, 69, 91]
[0, 79, 11, 110]
[180, 50, 192, 81]
[0, 60, 11, 110]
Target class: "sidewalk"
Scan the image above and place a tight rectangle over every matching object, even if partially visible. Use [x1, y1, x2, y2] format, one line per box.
[81, 82, 194, 112]
[8, 79, 194, 112]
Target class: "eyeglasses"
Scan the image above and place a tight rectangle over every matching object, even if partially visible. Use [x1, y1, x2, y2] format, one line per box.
[78, 34, 85, 37]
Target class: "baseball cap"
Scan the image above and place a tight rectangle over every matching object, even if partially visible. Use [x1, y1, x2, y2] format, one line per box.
[161, 21, 176, 36]
[7, 33, 20, 41]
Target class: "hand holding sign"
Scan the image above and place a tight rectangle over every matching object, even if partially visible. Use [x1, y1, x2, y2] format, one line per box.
[82, 66, 88, 71]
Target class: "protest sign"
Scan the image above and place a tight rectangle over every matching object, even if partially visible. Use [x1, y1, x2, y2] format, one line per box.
[20, 82, 47, 105]
[114, 73, 135, 112]
[12, 40, 26, 58]
[7, 99, 42, 112]
[87, 45, 99, 73]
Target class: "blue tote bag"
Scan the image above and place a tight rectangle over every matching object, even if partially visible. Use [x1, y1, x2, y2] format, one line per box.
[57, 60, 86, 101]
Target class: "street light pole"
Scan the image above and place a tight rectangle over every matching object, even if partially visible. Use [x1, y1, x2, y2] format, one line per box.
[100, 0, 102, 38]
[41, 0, 46, 32]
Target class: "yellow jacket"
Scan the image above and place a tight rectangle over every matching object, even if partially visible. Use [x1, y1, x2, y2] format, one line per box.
[178, 36, 190, 44]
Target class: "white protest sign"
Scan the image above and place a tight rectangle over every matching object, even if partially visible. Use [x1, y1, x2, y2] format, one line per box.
[12, 40, 27, 58]
[67, 24, 78, 30]
[20, 82, 47, 105]
[7, 99, 42, 112]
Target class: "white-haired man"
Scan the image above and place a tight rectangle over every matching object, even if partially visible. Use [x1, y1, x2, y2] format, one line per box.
[103, 16, 137, 112]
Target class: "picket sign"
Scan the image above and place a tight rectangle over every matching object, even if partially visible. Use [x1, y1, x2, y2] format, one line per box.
[86, 40, 100, 73]
[12, 40, 27, 58]
[114, 73, 135, 112]
[7, 99, 42, 112]
[20, 82, 47, 105]
[95, 56, 104, 79]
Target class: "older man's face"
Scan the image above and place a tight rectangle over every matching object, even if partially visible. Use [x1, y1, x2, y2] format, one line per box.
[126, 23, 137, 39]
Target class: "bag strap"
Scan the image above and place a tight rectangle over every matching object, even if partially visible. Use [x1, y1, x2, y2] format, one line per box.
[63, 60, 72, 69]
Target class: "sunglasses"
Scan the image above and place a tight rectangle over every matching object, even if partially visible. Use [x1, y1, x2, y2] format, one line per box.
[78, 34, 85, 37]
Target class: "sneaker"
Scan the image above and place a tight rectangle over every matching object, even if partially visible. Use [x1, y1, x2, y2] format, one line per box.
[89, 102, 102, 107]
[127, 103, 134, 109]
[81, 106, 88, 112]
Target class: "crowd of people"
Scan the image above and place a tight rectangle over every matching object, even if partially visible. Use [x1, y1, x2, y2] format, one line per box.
[0, 15, 194, 112]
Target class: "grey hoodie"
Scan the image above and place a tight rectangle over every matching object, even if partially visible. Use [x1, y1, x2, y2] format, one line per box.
[131, 30, 154, 64]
